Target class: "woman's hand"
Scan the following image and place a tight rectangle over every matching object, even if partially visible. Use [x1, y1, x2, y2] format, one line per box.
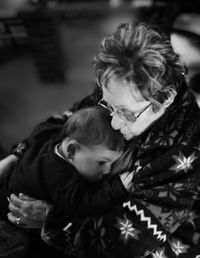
[7, 193, 52, 229]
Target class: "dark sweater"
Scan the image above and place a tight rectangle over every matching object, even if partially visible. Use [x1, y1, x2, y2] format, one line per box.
[0, 116, 127, 220]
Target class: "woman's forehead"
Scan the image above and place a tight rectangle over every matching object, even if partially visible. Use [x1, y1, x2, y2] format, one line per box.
[102, 77, 147, 108]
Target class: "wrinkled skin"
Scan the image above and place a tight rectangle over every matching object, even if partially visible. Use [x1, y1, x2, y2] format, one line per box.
[0, 154, 51, 229]
[8, 193, 51, 229]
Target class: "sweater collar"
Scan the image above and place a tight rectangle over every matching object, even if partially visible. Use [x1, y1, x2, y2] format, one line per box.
[130, 83, 197, 153]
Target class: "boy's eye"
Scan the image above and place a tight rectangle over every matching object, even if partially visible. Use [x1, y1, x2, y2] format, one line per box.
[98, 161, 106, 166]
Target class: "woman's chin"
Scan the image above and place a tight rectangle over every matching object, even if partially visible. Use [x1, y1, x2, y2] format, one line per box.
[122, 133, 133, 140]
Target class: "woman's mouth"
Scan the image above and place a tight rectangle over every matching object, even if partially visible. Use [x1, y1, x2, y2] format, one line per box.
[120, 129, 127, 135]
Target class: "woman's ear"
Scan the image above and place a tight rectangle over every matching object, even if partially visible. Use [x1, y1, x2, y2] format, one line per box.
[163, 89, 177, 108]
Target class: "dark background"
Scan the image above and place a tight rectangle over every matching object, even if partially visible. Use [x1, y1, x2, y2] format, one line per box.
[0, 0, 200, 156]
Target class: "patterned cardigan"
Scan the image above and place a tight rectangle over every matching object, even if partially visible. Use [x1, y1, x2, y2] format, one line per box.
[41, 83, 200, 258]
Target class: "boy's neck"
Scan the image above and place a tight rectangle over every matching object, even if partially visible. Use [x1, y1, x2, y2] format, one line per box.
[54, 143, 66, 160]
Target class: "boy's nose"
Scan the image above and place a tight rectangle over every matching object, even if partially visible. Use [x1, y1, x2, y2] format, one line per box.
[102, 165, 111, 175]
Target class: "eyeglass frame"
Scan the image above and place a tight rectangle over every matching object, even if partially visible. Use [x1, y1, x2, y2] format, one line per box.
[98, 99, 151, 123]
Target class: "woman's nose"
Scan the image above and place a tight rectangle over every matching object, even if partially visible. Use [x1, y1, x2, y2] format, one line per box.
[111, 114, 123, 130]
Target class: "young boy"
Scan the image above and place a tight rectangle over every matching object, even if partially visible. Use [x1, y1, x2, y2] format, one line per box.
[0, 106, 129, 222]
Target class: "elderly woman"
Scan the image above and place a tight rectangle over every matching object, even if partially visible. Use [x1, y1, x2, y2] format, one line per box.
[2, 21, 200, 258]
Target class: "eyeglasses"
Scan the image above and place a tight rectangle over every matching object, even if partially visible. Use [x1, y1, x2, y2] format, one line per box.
[98, 99, 151, 123]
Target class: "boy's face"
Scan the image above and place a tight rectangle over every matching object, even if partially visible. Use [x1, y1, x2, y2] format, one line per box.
[73, 145, 122, 182]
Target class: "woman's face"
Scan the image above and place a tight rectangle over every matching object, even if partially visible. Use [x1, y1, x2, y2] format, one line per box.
[102, 77, 165, 140]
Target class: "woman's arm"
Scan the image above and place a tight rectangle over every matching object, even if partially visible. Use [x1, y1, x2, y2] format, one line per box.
[7, 171, 132, 229]
[7, 87, 101, 227]
[0, 155, 47, 228]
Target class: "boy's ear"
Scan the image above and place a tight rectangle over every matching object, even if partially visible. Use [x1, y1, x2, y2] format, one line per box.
[163, 89, 177, 108]
[67, 140, 79, 160]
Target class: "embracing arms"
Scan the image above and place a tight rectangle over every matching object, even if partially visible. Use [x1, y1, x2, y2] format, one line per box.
[40, 142, 200, 258]
[5, 147, 200, 257]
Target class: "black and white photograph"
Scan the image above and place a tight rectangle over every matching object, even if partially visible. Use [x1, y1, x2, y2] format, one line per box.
[0, 1, 200, 257]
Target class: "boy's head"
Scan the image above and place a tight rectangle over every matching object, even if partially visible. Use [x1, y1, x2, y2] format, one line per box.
[59, 106, 125, 181]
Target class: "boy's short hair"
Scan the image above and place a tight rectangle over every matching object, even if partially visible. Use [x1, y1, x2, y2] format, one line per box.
[61, 106, 125, 151]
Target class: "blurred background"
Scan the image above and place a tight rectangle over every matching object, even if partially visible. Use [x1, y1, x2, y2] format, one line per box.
[0, 0, 200, 157]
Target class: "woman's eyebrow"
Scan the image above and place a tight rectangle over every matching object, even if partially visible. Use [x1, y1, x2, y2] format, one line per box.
[102, 98, 130, 110]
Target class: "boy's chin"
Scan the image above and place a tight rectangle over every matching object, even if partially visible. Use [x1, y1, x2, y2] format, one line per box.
[87, 175, 103, 182]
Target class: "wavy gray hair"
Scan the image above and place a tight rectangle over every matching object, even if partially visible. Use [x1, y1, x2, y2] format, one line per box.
[93, 22, 185, 110]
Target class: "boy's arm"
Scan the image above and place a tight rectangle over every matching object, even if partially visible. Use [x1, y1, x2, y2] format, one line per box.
[42, 173, 130, 241]
[71, 175, 129, 216]
[74, 171, 133, 216]
[42, 158, 128, 217]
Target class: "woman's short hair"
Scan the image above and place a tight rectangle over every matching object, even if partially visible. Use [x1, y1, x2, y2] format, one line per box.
[93, 21, 185, 108]
[61, 106, 125, 151]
